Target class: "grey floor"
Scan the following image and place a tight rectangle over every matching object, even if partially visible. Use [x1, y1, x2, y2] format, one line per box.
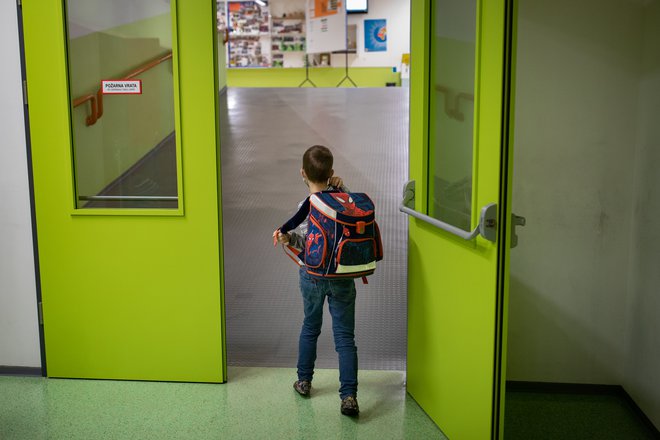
[219, 88, 409, 370]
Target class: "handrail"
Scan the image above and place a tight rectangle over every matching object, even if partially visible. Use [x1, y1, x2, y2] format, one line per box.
[72, 94, 98, 125]
[434, 84, 474, 121]
[79, 195, 177, 202]
[434, 85, 454, 120]
[96, 52, 173, 121]
[399, 180, 498, 242]
[72, 51, 173, 126]
[453, 92, 474, 121]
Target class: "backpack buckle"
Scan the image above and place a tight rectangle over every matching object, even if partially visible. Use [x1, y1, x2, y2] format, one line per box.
[356, 221, 366, 234]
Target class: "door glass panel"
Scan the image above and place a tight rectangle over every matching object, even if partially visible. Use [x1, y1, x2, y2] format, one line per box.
[65, 0, 178, 209]
[428, 0, 477, 230]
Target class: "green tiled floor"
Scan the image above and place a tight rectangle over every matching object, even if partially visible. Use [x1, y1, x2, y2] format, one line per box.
[0, 367, 446, 439]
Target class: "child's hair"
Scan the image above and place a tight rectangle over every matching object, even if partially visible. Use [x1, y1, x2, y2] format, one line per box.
[303, 145, 333, 183]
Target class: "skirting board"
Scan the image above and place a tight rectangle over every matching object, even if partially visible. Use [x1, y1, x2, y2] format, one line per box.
[0, 366, 43, 376]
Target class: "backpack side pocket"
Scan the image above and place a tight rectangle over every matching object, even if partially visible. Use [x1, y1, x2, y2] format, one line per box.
[305, 215, 327, 269]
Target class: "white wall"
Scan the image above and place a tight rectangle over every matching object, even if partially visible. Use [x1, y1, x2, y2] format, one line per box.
[509, 0, 660, 426]
[625, 1, 660, 428]
[269, 0, 305, 17]
[0, 2, 41, 368]
[227, 0, 410, 69]
[339, 0, 410, 69]
[271, 0, 410, 69]
[508, 0, 643, 385]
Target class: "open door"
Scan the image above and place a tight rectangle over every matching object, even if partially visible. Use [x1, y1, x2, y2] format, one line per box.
[21, 0, 226, 382]
[405, 0, 515, 438]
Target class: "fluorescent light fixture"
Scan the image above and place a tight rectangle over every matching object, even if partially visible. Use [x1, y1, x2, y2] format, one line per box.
[255, 0, 267, 6]
[347, 0, 368, 13]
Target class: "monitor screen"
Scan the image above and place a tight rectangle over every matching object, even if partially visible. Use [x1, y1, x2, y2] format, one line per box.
[347, 0, 368, 14]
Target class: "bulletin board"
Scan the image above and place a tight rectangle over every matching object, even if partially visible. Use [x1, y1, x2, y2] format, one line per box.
[306, 0, 347, 54]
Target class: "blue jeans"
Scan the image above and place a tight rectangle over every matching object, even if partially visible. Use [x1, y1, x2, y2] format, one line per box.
[297, 269, 358, 399]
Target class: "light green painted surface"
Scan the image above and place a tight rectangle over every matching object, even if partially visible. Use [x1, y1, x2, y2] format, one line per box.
[407, 0, 512, 438]
[227, 67, 400, 88]
[22, 0, 225, 382]
[69, 13, 176, 197]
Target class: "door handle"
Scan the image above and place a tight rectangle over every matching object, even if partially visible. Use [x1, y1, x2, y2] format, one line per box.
[399, 180, 497, 242]
[511, 213, 526, 248]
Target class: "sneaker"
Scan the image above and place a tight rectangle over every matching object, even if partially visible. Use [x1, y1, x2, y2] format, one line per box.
[340, 396, 359, 416]
[293, 380, 311, 396]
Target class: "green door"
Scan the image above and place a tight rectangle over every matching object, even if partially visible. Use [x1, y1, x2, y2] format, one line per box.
[406, 0, 515, 438]
[22, 0, 226, 382]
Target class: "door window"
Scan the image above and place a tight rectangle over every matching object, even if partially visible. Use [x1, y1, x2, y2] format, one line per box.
[65, 0, 179, 209]
[428, 0, 477, 230]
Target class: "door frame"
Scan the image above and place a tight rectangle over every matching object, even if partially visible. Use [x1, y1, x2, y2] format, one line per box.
[493, 0, 517, 437]
[12, 0, 48, 377]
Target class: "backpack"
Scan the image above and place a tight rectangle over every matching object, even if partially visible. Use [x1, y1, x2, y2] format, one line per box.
[278, 190, 383, 281]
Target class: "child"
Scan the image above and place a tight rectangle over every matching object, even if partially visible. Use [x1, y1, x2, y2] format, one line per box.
[273, 145, 360, 417]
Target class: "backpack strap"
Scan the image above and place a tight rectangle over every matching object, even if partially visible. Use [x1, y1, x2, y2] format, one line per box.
[283, 244, 304, 267]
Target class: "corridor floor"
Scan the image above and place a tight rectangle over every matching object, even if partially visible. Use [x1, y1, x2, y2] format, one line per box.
[219, 88, 409, 370]
[0, 368, 446, 439]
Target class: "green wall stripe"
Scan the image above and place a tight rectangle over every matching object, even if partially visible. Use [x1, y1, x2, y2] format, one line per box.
[227, 67, 401, 88]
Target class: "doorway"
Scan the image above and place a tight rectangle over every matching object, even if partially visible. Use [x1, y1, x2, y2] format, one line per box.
[218, 88, 409, 369]
[216, 1, 411, 372]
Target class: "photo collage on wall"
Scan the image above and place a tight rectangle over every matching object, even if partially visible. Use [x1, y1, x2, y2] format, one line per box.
[227, 1, 271, 68]
[217, 1, 388, 69]
[219, 1, 307, 68]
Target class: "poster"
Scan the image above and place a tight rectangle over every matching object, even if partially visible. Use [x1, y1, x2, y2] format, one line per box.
[306, 0, 347, 54]
[313, 0, 340, 18]
[364, 19, 387, 52]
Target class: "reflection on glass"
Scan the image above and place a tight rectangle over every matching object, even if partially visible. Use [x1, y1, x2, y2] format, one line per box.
[66, 0, 178, 209]
[428, 0, 477, 230]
